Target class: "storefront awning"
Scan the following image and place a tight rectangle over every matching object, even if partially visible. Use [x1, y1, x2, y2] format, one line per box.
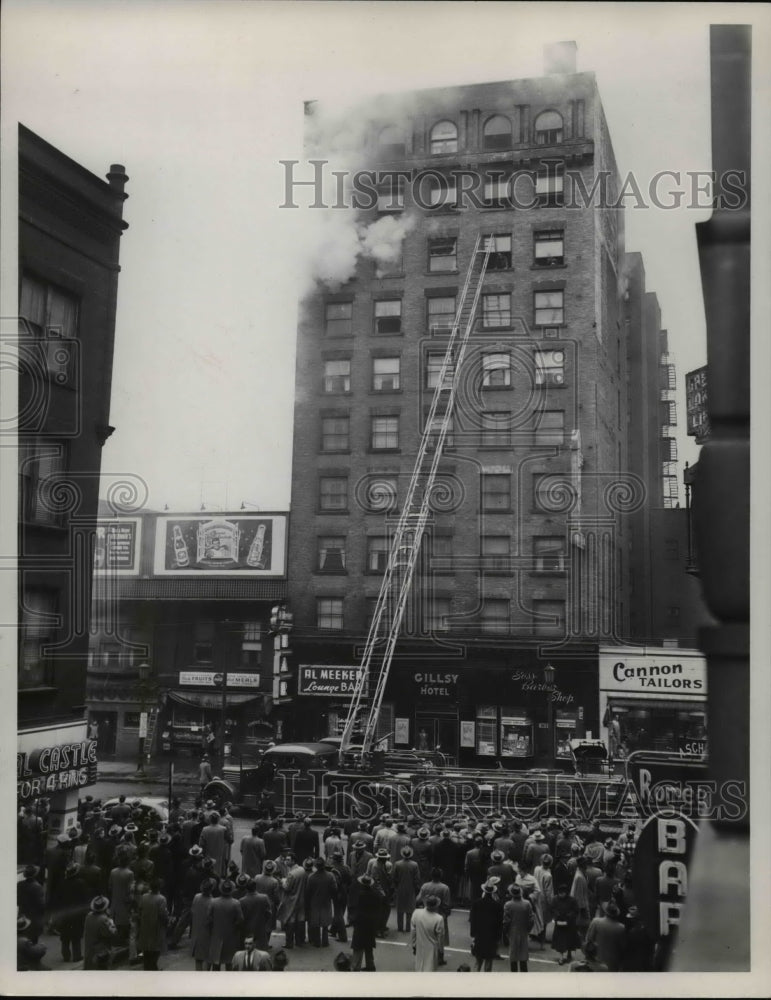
[607, 698, 706, 713]
[168, 690, 263, 710]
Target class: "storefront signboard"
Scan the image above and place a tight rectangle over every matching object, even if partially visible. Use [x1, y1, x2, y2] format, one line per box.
[412, 671, 458, 698]
[93, 518, 141, 574]
[298, 665, 368, 697]
[17, 738, 98, 801]
[599, 649, 706, 695]
[178, 671, 261, 688]
[395, 718, 410, 744]
[154, 514, 288, 576]
[460, 721, 475, 748]
[510, 668, 575, 705]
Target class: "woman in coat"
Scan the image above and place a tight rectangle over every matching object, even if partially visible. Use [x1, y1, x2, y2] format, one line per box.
[136, 879, 169, 970]
[532, 854, 555, 946]
[190, 878, 214, 971]
[393, 846, 421, 932]
[410, 895, 445, 972]
[304, 858, 336, 947]
[469, 879, 503, 971]
[551, 883, 580, 964]
[502, 884, 534, 971]
[569, 857, 592, 941]
[207, 879, 243, 970]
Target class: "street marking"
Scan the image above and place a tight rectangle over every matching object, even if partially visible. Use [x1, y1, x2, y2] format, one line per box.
[374, 938, 560, 964]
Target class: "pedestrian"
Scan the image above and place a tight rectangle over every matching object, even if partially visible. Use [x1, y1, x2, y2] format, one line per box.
[263, 818, 289, 860]
[305, 856, 337, 947]
[293, 816, 320, 864]
[502, 883, 534, 972]
[393, 845, 421, 933]
[277, 852, 307, 948]
[569, 938, 608, 972]
[532, 853, 555, 947]
[469, 878, 504, 972]
[462, 836, 486, 904]
[56, 862, 90, 963]
[524, 829, 549, 870]
[207, 878, 243, 970]
[328, 849, 352, 943]
[231, 935, 273, 970]
[83, 895, 117, 970]
[350, 874, 382, 971]
[17, 915, 50, 971]
[239, 877, 273, 949]
[411, 827, 434, 884]
[349, 840, 374, 882]
[486, 849, 515, 896]
[45, 832, 73, 911]
[410, 895, 445, 971]
[416, 867, 451, 964]
[570, 856, 592, 941]
[584, 901, 626, 972]
[108, 849, 135, 944]
[551, 883, 580, 964]
[253, 859, 281, 933]
[17, 865, 45, 945]
[198, 754, 213, 796]
[219, 803, 236, 866]
[621, 905, 655, 971]
[199, 810, 228, 876]
[366, 848, 394, 937]
[190, 877, 215, 970]
[136, 878, 169, 970]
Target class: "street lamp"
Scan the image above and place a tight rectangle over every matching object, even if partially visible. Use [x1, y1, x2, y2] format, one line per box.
[136, 662, 151, 778]
[543, 662, 556, 767]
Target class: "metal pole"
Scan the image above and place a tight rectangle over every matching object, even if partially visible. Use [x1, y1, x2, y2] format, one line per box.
[168, 760, 173, 818]
[547, 691, 554, 767]
[220, 671, 227, 773]
[136, 676, 146, 778]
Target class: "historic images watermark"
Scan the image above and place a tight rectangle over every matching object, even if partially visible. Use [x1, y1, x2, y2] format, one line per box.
[280, 160, 748, 211]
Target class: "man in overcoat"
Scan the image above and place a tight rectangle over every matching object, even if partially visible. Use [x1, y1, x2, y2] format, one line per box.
[350, 874, 382, 971]
[502, 883, 534, 971]
[410, 895, 445, 971]
[392, 845, 421, 932]
[199, 811, 227, 877]
[469, 878, 503, 971]
[305, 856, 337, 947]
[277, 853, 307, 948]
[239, 878, 273, 949]
[207, 878, 243, 970]
[189, 877, 214, 970]
[136, 878, 169, 970]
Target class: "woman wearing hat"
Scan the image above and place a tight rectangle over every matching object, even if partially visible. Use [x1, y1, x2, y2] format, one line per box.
[190, 878, 215, 970]
[502, 883, 534, 972]
[207, 879, 244, 970]
[83, 896, 117, 970]
[410, 895, 445, 972]
[469, 879, 504, 972]
[551, 882, 580, 964]
[393, 845, 421, 933]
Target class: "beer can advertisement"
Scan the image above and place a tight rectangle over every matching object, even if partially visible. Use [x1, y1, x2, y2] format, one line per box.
[153, 514, 287, 575]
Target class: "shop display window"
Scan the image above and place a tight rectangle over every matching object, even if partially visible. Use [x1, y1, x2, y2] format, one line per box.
[475, 705, 497, 756]
[500, 709, 533, 757]
[612, 704, 708, 757]
[554, 710, 577, 758]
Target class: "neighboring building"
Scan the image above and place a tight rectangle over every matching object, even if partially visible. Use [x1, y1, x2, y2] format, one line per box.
[86, 507, 288, 758]
[648, 507, 712, 646]
[17, 126, 128, 840]
[285, 45, 647, 766]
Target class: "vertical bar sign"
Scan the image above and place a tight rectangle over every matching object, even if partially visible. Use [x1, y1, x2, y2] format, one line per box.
[139, 712, 148, 738]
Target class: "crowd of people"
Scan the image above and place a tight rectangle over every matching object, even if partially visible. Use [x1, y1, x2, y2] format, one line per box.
[17, 789, 659, 973]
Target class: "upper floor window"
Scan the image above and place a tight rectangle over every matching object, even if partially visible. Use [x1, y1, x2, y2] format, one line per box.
[427, 296, 456, 335]
[425, 352, 447, 389]
[372, 356, 401, 391]
[194, 621, 215, 663]
[19, 588, 57, 688]
[483, 234, 512, 270]
[425, 408, 455, 450]
[481, 535, 511, 572]
[377, 124, 406, 159]
[428, 238, 457, 273]
[532, 599, 565, 636]
[318, 536, 346, 572]
[430, 120, 458, 155]
[483, 115, 512, 151]
[426, 597, 451, 633]
[532, 409, 565, 446]
[317, 598, 344, 631]
[534, 348, 565, 386]
[534, 110, 564, 145]
[323, 359, 351, 393]
[19, 441, 67, 526]
[371, 415, 400, 450]
[481, 411, 511, 448]
[321, 416, 350, 452]
[367, 536, 390, 572]
[19, 273, 79, 384]
[481, 473, 511, 512]
[482, 352, 511, 388]
[534, 536, 567, 572]
[377, 175, 406, 213]
[535, 163, 564, 206]
[374, 299, 402, 334]
[481, 598, 510, 634]
[319, 476, 348, 511]
[534, 229, 564, 266]
[482, 293, 511, 329]
[534, 290, 564, 327]
[424, 175, 458, 210]
[325, 302, 353, 337]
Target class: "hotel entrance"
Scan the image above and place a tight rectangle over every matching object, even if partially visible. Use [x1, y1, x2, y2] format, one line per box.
[415, 711, 458, 762]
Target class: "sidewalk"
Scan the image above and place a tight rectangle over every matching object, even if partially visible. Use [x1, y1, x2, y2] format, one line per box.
[96, 756, 200, 787]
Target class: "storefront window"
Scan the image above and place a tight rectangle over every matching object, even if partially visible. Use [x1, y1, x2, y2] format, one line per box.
[476, 705, 497, 756]
[554, 710, 577, 758]
[612, 704, 707, 757]
[500, 709, 533, 757]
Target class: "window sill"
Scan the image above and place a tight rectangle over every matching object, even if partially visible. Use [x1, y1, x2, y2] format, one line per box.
[369, 389, 404, 396]
[372, 331, 405, 338]
[320, 450, 352, 456]
[315, 569, 349, 576]
[367, 448, 402, 454]
[531, 263, 566, 270]
[426, 270, 459, 277]
[482, 508, 512, 515]
[321, 390, 352, 397]
[529, 570, 567, 577]
[480, 384, 513, 391]
[18, 684, 58, 696]
[317, 508, 350, 515]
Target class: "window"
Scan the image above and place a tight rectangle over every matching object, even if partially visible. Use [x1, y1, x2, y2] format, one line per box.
[535, 163, 564, 205]
[377, 175, 406, 212]
[371, 415, 399, 450]
[325, 302, 353, 337]
[19, 589, 56, 688]
[425, 352, 447, 389]
[482, 293, 511, 328]
[377, 124, 406, 159]
[372, 357, 400, 391]
[323, 359, 351, 393]
[481, 535, 510, 572]
[534, 348, 565, 386]
[19, 273, 78, 383]
[481, 473, 511, 511]
[484, 173, 511, 208]
[532, 409, 565, 445]
[426, 597, 451, 632]
[364, 475, 398, 512]
[321, 416, 350, 452]
[534, 229, 564, 265]
[500, 710, 534, 757]
[194, 621, 215, 663]
[666, 606, 681, 620]
[430, 120, 458, 154]
[19, 441, 67, 525]
[428, 238, 457, 272]
[483, 115, 512, 150]
[424, 175, 458, 209]
[476, 705, 497, 756]
[317, 598, 344, 631]
[534, 110, 564, 145]
[532, 599, 565, 636]
[425, 409, 455, 449]
[534, 290, 564, 326]
[374, 299, 402, 334]
[427, 295, 456, 335]
[483, 234, 512, 270]
[430, 535, 453, 572]
[482, 352, 511, 387]
[481, 411, 511, 448]
[481, 598, 510, 634]
[99, 641, 124, 669]
[318, 536, 346, 572]
[319, 476, 348, 511]
[367, 536, 390, 572]
[534, 536, 566, 572]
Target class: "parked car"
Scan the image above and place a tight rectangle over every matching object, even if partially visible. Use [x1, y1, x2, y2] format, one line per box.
[102, 795, 169, 824]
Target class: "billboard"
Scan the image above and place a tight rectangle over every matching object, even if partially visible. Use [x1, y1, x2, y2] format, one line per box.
[153, 514, 287, 576]
[93, 518, 141, 574]
[685, 366, 710, 443]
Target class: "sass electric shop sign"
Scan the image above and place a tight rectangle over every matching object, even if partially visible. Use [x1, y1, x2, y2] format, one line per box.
[17, 739, 98, 800]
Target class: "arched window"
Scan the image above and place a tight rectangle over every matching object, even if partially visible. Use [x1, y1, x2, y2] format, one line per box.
[534, 110, 564, 145]
[430, 120, 458, 155]
[378, 124, 406, 158]
[483, 115, 512, 151]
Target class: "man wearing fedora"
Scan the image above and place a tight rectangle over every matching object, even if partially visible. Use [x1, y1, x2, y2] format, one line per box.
[469, 878, 504, 971]
[328, 848, 352, 943]
[83, 895, 117, 970]
[410, 827, 433, 884]
[305, 856, 337, 947]
[584, 900, 626, 972]
[277, 852, 308, 949]
[366, 848, 394, 937]
[108, 848, 135, 945]
[208, 878, 244, 970]
[502, 883, 534, 972]
[393, 845, 421, 933]
[350, 874, 383, 971]
[169, 844, 206, 949]
[17, 865, 45, 945]
[189, 877, 215, 970]
[199, 810, 228, 877]
[410, 894, 445, 972]
[136, 877, 169, 970]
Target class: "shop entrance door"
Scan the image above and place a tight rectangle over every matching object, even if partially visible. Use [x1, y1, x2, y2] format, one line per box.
[89, 711, 117, 756]
[415, 713, 457, 761]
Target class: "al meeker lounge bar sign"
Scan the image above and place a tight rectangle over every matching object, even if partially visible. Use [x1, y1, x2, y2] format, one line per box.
[298, 665, 368, 697]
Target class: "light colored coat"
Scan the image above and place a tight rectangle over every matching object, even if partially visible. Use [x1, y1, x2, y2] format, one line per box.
[190, 892, 213, 962]
[108, 865, 134, 928]
[239, 834, 266, 876]
[502, 897, 534, 962]
[410, 907, 445, 971]
[276, 864, 306, 925]
[199, 823, 227, 876]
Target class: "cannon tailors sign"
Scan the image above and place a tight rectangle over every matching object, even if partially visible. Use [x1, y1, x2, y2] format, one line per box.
[154, 514, 287, 576]
[18, 739, 98, 801]
[599, 648, 706, 696]
[298, 665, 369, 697]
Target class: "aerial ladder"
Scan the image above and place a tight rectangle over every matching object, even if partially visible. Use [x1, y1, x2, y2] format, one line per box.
[338, 233, 493, 769]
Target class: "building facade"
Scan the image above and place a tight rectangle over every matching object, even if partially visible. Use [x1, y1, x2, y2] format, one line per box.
[86, 508, 288, 759]
[17, 126, 128, 840]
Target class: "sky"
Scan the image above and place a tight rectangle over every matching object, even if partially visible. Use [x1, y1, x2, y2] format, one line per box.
[2, 0, 768, 513]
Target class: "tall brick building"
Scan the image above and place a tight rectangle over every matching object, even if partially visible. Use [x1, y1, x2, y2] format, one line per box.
[284, 45, 661, 766]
